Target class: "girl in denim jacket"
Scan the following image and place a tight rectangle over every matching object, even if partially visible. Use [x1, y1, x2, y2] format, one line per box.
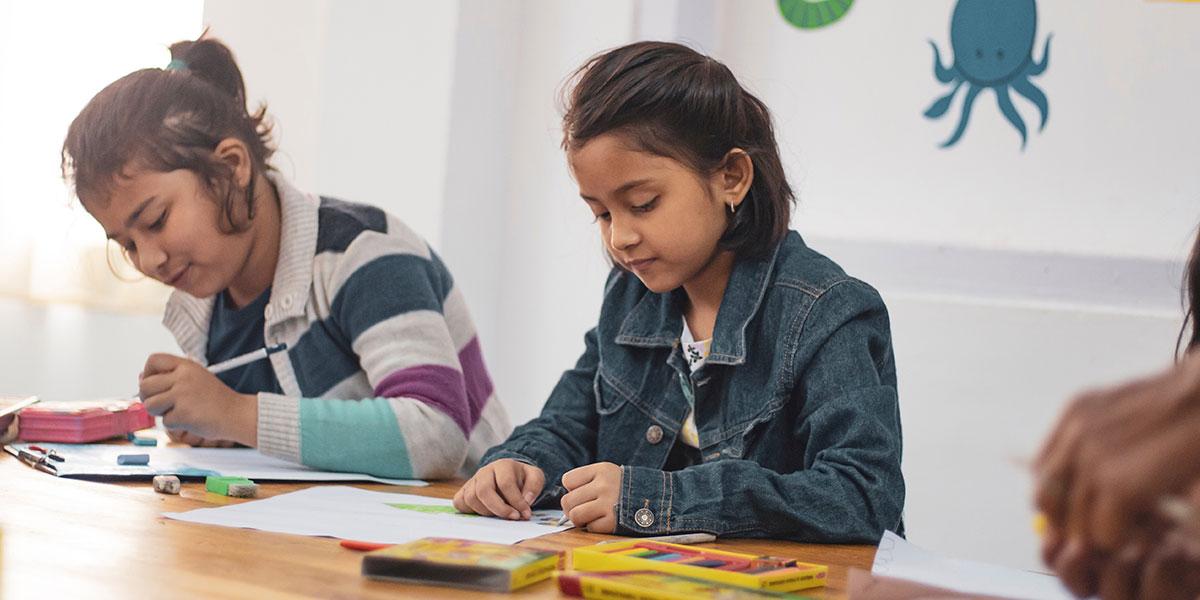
[455, 41, 905, 542]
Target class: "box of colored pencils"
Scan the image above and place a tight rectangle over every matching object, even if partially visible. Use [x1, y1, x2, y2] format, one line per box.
[361, 537, 560, 592]
[570, 539, 827, 592]
[556, 570, 818, 599]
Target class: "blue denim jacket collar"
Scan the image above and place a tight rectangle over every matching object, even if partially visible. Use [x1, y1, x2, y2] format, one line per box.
[614, 242, 783, 366]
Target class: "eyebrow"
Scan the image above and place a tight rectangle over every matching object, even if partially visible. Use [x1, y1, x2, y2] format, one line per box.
[580, 178, 653, 202]
[105, 197, 157, 240]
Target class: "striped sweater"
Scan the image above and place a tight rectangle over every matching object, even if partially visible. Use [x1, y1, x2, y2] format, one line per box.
[162, 174, 511, 479]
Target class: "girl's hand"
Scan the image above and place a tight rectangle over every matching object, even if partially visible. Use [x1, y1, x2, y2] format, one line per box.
[139, 353, 257, 447]
[453, 459, 545, 520]
[561, 462, 622, 533]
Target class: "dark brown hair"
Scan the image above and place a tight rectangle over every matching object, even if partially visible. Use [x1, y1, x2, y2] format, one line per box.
[561, 41, 794, 258]
[1180, 230, 1200, 356]
[61, 34, 274, 233]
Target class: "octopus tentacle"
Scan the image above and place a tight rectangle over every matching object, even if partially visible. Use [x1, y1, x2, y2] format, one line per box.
[996, 85, 1028, 150]
[941, 84, 981, 148]
[1012, 77, 1049, 131]
[929, 40, 957, 83]
[1028, 34, 1052, 76]
[924, 79, 964, 119]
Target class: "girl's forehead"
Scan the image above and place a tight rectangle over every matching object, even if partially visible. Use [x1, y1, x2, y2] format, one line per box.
[571, 137, 682, 185]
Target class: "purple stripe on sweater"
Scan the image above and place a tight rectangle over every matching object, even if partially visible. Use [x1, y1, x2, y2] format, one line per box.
[374, 365, 470, 436]
[457, 336, 495, 430]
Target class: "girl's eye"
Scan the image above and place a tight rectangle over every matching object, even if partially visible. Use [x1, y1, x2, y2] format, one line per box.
[148, 211, 168, 231]
[593, 212, 611, 223]
[631, 197, 658, 213]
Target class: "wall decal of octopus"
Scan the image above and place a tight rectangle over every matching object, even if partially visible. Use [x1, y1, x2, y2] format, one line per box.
[778, 0, 855, 30]
[924, 0, 1052, 150]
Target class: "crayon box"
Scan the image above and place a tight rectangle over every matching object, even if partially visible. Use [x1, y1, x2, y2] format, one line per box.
[361, 537, 560, 592]
[556, 570, 818, 600]
[570, 539, 827, 592]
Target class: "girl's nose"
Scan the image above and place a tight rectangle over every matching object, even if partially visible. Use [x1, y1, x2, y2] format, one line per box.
[137, 243, 168, 277]
[609, 216, 639, 250]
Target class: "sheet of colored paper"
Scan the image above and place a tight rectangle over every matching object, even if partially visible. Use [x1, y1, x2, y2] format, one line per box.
[163, 486, 569, 545]
[2, 443, 425, 486]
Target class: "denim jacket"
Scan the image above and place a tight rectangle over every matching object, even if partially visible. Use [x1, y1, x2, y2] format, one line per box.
[481, 232, 904, 542]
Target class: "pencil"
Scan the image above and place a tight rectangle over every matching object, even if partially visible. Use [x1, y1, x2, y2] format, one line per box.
[597, 533, 717, 545]
[134, 344, 289, 401]
[207, 343, 289, 375]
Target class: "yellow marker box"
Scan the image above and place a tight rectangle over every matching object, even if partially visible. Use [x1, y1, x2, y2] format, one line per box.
[570, 539, 827, 593]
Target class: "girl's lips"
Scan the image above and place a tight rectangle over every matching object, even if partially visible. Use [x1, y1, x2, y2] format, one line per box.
[167, 266, 190, 286]
[627, 258, 656, 271]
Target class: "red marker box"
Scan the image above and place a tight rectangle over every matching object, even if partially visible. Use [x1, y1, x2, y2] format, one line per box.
[18, 399, 154, 443]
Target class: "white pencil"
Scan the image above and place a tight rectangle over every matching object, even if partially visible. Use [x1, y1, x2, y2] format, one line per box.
[207, 343, 289, 374]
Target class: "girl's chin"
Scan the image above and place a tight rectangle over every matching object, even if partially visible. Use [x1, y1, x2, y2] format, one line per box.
[633, 273, 681, 294]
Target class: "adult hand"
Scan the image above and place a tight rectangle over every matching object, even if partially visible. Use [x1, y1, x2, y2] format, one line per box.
[1035, 353, 1200, 596]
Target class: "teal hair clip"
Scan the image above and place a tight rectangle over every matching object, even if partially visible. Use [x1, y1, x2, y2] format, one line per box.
[165, 58, 188, 71]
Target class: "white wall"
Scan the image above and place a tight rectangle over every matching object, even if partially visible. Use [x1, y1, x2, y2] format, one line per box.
[718, 1, 1200, 260]
[0, 299, 176, 401]
[203, 0, 459, 248]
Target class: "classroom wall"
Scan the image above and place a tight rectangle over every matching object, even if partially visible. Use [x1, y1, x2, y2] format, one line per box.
[0, 298, 176, 401]
[202, 0, 459, 249]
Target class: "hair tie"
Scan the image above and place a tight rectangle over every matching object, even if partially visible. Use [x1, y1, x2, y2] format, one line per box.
[165, 58, 189, 71]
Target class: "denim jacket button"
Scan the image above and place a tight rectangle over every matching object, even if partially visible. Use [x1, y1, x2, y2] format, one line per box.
[634, 507, 655, 528]
[645, 425, 663, 445]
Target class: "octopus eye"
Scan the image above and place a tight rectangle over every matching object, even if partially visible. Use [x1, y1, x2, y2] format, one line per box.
[975, 48, 984, 59]
[997, 49, 1006, 60]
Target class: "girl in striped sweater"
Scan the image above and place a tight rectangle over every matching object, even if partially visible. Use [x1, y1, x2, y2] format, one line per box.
[60, 36, 510, 479]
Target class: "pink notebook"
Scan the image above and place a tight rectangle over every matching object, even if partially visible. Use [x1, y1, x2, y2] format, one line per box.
[18, 399, 154, 443]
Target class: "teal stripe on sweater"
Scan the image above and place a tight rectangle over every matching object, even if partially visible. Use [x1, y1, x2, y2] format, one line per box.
[300, 397, 413, 478]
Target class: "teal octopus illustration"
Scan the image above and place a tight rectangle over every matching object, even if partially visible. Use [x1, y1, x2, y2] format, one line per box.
[925, 0, 1052, 149]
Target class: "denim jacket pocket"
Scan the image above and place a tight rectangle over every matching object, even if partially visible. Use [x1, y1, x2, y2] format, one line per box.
[594, 369, 633, 416]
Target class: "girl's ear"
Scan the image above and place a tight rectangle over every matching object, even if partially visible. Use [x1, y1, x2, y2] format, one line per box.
[716, 148, 754, 211]
[213, 137, 253, 189]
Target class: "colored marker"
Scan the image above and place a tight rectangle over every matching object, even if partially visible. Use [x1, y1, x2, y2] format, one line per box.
[340, 540, 393, 552]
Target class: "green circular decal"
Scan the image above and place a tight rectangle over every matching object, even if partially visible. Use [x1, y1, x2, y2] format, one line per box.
[778, 0, 855, 30]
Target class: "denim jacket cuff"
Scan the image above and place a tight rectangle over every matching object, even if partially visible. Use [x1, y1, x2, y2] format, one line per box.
[617, 465, 674, 535]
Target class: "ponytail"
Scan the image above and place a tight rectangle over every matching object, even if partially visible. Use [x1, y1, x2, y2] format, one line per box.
[62, 33, 274, 233]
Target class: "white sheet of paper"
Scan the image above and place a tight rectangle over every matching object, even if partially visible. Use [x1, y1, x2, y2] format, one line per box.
[4, 443, 425, 486]
[871, 531, 1074, 600]
[163, 486, 570, 544]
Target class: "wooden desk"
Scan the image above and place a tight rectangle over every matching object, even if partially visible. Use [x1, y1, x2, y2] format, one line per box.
[0, 451, 875, 598]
